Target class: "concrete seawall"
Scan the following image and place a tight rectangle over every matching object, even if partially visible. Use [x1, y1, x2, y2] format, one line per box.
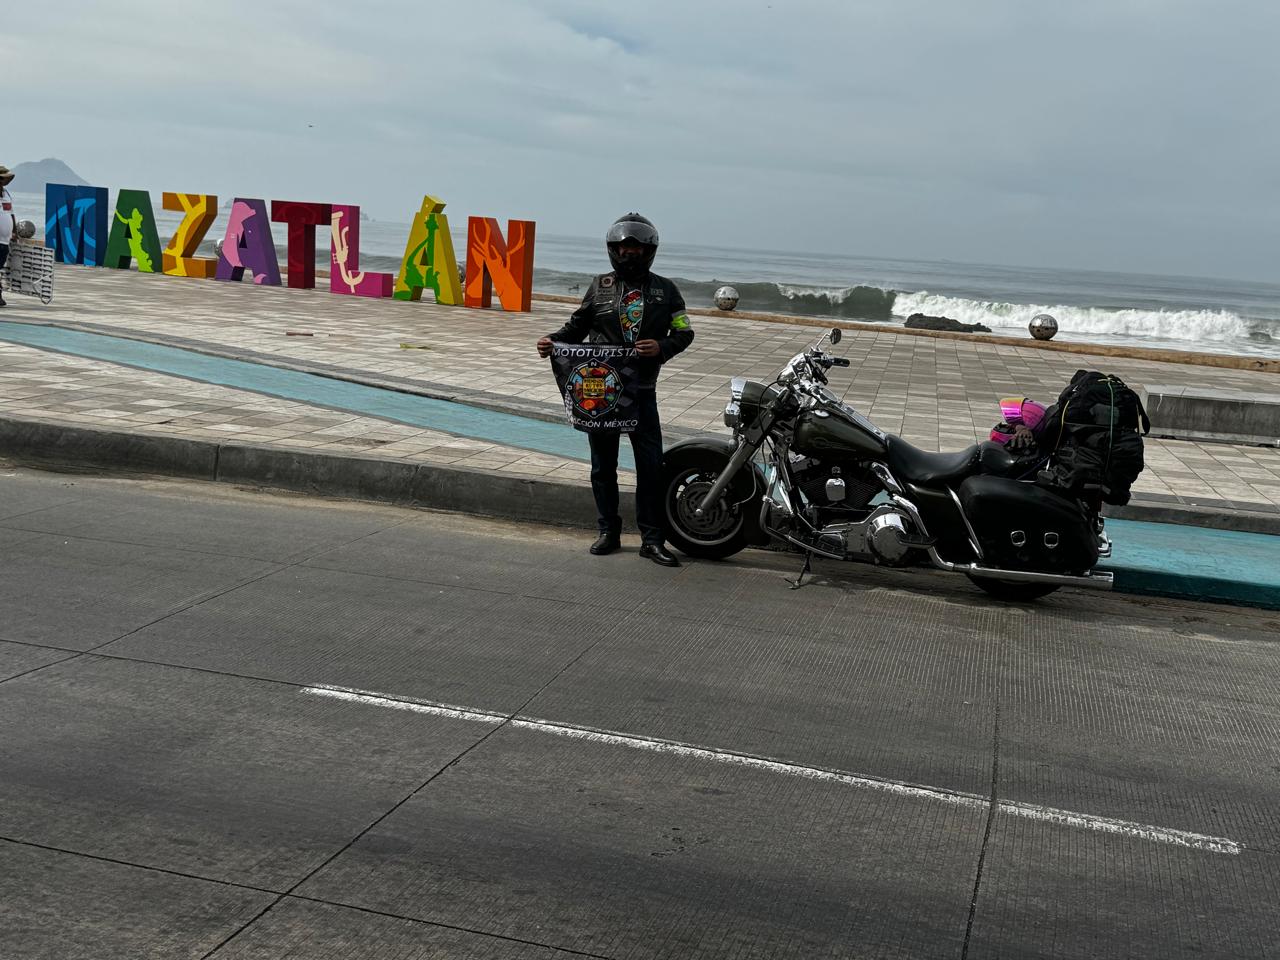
[533, 294, 1280, 375]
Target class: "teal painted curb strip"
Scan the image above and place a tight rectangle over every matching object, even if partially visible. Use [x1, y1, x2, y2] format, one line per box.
[1102, 518, 1280, 609]
[0, 321, 635, 470]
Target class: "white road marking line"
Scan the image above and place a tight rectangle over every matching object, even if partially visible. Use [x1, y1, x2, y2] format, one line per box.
[994, 800, 1240, 854]
[312, 685, 508, 725]
[304, 684, 1243, 856]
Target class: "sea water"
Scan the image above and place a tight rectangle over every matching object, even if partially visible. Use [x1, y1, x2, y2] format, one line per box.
[15, 190, 1279, 359]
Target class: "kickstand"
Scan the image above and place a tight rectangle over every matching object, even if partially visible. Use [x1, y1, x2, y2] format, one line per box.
[788, 552, 814, 590]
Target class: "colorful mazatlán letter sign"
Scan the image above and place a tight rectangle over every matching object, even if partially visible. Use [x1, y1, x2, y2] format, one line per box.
[42, 182, 537, 313]
[464, 216, 535, 312]
[330, 205, 393, 298]
[45, 183, 109, 266]
[215, 198, 281, 286]
[104, 189, 163, 272]
[271, 200, 331, 290]
[394, 195, 463, 305]
[162, 193, 219, 278]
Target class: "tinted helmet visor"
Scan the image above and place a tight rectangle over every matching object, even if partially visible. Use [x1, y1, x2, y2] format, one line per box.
[606, 218, 659, 247]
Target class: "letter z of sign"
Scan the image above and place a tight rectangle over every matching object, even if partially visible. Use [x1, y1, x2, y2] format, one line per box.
[162, 193, 219, 277]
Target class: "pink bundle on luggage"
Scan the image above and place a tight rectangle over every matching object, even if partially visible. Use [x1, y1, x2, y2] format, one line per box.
[990, 397, 1047, 444]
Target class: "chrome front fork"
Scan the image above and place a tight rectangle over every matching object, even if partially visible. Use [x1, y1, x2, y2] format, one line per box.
[693, 438, 759, 517]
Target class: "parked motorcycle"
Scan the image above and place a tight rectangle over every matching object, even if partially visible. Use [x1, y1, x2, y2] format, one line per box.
[660, 329, 1114, 600]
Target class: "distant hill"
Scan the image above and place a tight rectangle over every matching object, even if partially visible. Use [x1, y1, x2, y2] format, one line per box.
[9, 158, 89, 193]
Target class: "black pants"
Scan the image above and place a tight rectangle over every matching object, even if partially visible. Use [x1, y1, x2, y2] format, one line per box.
[587, 389, 664, 544]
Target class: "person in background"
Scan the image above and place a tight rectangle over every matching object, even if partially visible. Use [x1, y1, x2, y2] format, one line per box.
[0, 165, 15, 307]
[537, 213, 695, 567]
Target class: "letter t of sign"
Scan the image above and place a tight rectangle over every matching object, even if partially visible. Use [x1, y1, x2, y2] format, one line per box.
[271, 201, 333, 289]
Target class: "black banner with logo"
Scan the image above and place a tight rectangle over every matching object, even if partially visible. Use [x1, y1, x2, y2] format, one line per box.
[550, 343, 642, 433]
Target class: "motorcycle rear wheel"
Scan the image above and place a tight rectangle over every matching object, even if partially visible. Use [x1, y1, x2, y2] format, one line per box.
[662, 447, 752, 560]
[967, 575, 1060, 602]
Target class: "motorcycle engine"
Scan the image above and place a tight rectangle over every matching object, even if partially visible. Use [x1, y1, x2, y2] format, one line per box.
[790, 455, 880, 512]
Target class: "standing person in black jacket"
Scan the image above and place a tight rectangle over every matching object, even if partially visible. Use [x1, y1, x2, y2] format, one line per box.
[537, 214, 694, 567]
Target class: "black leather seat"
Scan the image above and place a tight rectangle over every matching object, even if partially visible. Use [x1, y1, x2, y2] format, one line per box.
[977, 440, 1022, 477]
[977, 440, 1042, 479]
[886, 435, 981, 487]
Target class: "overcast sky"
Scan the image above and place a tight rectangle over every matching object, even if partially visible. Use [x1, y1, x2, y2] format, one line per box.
[11, 0, 1280, 281]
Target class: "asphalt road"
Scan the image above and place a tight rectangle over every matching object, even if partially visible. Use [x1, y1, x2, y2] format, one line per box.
[1, 465, 1277, 960]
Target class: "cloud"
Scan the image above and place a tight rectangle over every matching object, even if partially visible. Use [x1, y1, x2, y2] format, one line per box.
[12, 0, 1280, 279]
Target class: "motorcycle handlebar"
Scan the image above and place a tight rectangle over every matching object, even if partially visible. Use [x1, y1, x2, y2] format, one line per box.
[811, 353, 849, 369]
[783, 348, 846, 383]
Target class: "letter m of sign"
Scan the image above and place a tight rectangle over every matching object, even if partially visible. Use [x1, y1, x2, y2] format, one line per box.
[45, 184, 109, 266]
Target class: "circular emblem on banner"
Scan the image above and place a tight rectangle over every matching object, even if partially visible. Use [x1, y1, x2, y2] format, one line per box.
[567, 361, 623, 418]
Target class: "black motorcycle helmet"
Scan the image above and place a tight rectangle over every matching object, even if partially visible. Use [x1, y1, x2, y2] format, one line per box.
[606, 213, 659, 281]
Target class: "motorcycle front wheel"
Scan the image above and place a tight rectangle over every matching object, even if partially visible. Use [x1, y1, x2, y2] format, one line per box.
[662, 446, 752, 560]
[967, 575, 1060, 602]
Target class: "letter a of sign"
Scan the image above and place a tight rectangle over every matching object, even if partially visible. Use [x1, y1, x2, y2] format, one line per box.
[215, 198, 281, 285]
[104, 189, 164, 272]
[394, 195, 462, 304]
[464, 217, 535, 312]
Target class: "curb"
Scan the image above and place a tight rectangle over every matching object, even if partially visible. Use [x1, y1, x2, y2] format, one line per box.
[1105, 500, 1280, 537]
[1100, 518, 1280, 610]
[0, 415, 628, 532]
[3, 416, 1277, 610]
[1106, 566, 1280, 610]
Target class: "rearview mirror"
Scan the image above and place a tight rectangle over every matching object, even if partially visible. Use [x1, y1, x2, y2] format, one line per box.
[830, 328, 842, 345]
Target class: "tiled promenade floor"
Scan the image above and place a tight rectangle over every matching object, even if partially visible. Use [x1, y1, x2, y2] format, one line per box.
[2, 266, 1279, 509]
[0, 341, 602, 487]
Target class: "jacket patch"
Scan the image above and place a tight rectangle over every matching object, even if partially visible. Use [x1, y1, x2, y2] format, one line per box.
[600, 275, 615, 288]
[671, 313, 691, 331]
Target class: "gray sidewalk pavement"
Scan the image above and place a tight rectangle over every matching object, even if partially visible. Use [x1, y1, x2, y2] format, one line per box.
[1, 265, 1279, 517]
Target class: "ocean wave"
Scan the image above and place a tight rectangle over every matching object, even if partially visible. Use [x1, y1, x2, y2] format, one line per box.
[348, 258, 1276, 349]
[679, 280, 897, 320]
[533, 271, 899, 321]
[892, 292, 1274, 343]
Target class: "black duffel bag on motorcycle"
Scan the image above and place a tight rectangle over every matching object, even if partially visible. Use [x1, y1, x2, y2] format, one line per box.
[1038, 370, 1151, 506]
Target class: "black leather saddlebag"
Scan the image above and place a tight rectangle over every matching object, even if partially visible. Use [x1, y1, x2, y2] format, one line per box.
[958, 475, 1098, 574]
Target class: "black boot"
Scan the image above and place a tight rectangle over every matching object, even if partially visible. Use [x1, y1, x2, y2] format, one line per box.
[589, 531, 621, 555]
[639, 543, 680, 567]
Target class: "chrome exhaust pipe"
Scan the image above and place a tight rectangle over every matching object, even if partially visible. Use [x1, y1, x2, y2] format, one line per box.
[926, 548, 1114, 590]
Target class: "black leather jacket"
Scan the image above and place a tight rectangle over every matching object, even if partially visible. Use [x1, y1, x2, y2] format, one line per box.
[548, 272, 695, 386]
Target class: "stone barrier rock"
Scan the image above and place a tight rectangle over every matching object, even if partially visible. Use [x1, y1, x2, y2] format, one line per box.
[905, 313, 992, 334]
[1141, 385, 1280, 447]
